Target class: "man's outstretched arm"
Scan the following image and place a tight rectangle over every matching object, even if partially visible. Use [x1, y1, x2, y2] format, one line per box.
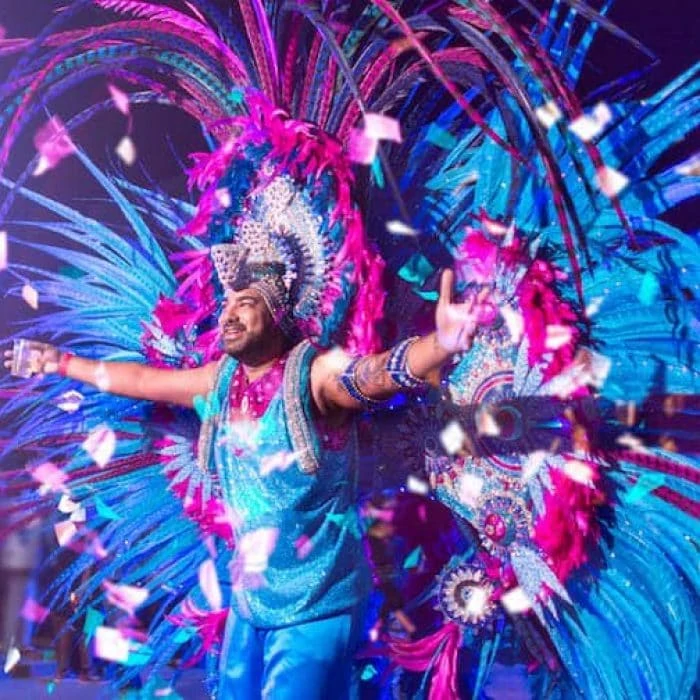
[3, 343, 216, 408]
[314, 269, 493, 413]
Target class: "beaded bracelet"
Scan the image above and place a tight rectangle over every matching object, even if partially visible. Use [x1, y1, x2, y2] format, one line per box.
[57, 351, 74, 377]
[339, 358, 387, 409]
[387, 336, 426, 390]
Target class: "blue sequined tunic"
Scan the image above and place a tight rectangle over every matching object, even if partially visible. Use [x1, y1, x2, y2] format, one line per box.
[207, 340, 369, 628]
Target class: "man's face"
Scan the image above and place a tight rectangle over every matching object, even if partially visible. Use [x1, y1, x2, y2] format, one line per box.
[219, 288, 276, 359]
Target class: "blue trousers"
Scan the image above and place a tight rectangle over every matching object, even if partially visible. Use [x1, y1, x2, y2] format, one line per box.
[217, 609, 362, 699]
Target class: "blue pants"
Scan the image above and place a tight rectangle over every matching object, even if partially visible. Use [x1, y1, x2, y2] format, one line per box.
[217, 609, 362, 699]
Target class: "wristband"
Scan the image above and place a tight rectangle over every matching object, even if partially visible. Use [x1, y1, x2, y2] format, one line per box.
[57, 352, 74, 377]
[387, 336, 426, 390]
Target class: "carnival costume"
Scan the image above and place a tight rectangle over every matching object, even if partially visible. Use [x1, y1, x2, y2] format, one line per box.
[0, 1, 697, 698]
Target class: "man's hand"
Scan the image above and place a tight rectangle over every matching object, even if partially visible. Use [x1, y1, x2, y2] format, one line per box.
[435, 269, 495, 353]
[3, 341, 61, 376]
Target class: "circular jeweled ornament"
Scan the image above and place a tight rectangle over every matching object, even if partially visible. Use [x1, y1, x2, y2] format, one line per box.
[437, 562, 496, 627]
[475, 492, 532, 557]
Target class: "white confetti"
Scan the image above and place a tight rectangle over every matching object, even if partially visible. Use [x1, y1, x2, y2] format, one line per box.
[237, 527, 278, 574]
[54, 520, 78, 547]
[21, 284, 39, 310]
[596, 165, 629, 198]
[56, 389, 84, 413]
[93, 626, 130, 663]
[82, 425, 116, 467]
[364, 113, 402, 143]
[501, 586, 532, 614]
[69, 506, 87, 523]
[215, 187, 232, 209]
[440, 421, 466, 455]
[260, 450, 299, 477]
[406, 474, 430, 495]
[535, 101, 562, 129]
[115, 136, 137, 166]
[545, 324, 573, 350]
[568, 102, 612, 142]
[386, 220, 418, 236]
[3, 646, 20, 674]
[585, 296, 604, 317]
[457, 472, 483, 508]
[500, 304, 524, 344]
[103, 581, 149, 616]
[198, 559, 223, 611]
[57, 493, 80, 514]
[108, 84, 131, 117]
[563, 459, 594, 487]
[475, 406, 500, 436]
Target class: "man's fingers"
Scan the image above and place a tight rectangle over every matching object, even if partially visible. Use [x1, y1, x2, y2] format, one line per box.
[439, 269, 454, 306]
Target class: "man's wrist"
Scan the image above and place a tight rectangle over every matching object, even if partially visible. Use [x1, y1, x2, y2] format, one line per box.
[57, 351, 74, 377]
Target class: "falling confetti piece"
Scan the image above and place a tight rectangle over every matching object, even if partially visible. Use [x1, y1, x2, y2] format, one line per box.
[260, 450, 299, 477]
[475, 406, 500, 436]
[616, 432, 648, 453]
[596, 165, 629, 197]
[3, 646, 20, 673]
[237, 527, 279, 574]
[440, 421, 466, 455]
[94, 626, 130, 663]
[33, 116, 75, 175]
[84, 607, 105, 642]
[20, 598, 50, 624]
[198, 559, 223, 610]
[70, 506, 87, 523]
[535, 101, 563, 129]
[95, 495, 121, 521]
[568, 102, 612, 142]
[457, 472, 484, 507]
[54, 520, 77, 547]
[521, 451, 548, 483]
[364, 113, 402, 143]
[215, 187, 232, 208]
[21, 284, 39, 309]
[108, 84, 131, 117]
[623, 473, 666, 504]
[585, 296, 604, 317]
[386, 220, 418, 236]
[406, 474, 430, 495]
[545, 324, 573, 351]
[291, 534, 312, 560]
[104, 581, 149, 616]
[347, 128, 378, 165]
[116, 136, 137, 165]
[563, 459, 594, 486]
[31, 462, 67, 492]
[361, 664, 378, 681]
[58, 493, 80, 513]
[425, 122, 456, 150]
[501, 587, 532, 614]
[82, 425, 116, 467]
[500, 304, 523, 344]
[637, 271, 659, 306]
[56, 389, 84, 413]
[0, 230, 7, 270]
[402, 546, 422, 569]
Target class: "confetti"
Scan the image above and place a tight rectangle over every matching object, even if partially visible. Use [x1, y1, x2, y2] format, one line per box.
[402, 546, 422, 569]
[3, 646, 20, 674]
[20, 598, 50, 624]
[31, 462, 67, 492]
[82, 425, 116, 467]
[58, 494, 80, 515]
[54, 520, 78, 547]
[108, 84, 131, 117]
[585, 296, 604, 317]
[623, 473, 666, 504]
[198, 559, 223, 610]
[0, 230, 6, 270]
[563, 459, 594, 487]
[475, 406, 500, 436]
[56, 389, 84, 413]
[347, 128, 378, 165]
[386, 220, 418, 236]
[500, 304, 523, 344]
[457, 472, 484, 507]
[616, 432, 648, 452]
[33, 116, 75, 176]
[115, 136, 137, 166]
[260, 450, 299, 477]
[568, 102, 612, 142]
[95, 495, 121, 521]
[364, 113, 402, 143]
[521, 450, 548, 483]
[595, 165, 629, 198]
[103, 581, 149, 616]
[637, 271, 659, 306]
[84, 607, 105, 642]
[425, 123, 457, 150]
[215, 187, 232, 209]
[294, 534, 313, 559]
[440, 420, 466, 455]
[406, 474, 430, 495]
[361, 664, 378, 681]
[545, 324, 573, 351]
[21, 283, 39, 310]
[94, 626, 130, 663]
[501, 587, 532, 614]
[535, 101, 563, 129]
[237, 527, 278, 574]
[70, 506, 87, 523]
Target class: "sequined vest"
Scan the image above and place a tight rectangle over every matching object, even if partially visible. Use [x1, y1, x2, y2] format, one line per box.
[204, 340, 368, 628]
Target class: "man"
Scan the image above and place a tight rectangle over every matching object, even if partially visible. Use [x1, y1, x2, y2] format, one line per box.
[4, 266, 488, 698]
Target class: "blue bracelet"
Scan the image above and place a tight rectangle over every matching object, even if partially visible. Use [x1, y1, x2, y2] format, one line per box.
[387, 336, 426, 390]
[339, 358, 387, 408]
